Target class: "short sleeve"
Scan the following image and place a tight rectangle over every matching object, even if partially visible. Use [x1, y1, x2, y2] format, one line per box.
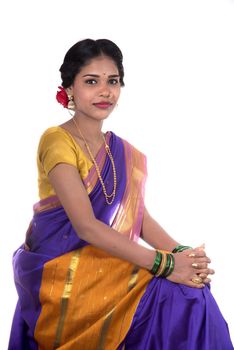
[38, 128, 78, 175]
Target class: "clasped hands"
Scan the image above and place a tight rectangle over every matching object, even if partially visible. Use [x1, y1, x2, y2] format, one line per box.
[167, 244, 215, 288]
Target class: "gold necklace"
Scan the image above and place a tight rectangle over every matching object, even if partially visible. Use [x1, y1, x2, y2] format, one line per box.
[72, 118, 117, 205]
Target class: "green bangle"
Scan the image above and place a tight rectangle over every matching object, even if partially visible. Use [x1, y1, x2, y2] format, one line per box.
[155, 252, 167, 277]
[161, 253, 171, 277]
[172, 245, 192, 253]
[163, 254, 175, 277]
[168, 254, 175, 276]
[150, 250, 162, 275]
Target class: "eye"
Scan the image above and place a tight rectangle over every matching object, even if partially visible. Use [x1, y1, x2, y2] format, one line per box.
[108, 78, 119, 85]
[85, 79, 97, 85]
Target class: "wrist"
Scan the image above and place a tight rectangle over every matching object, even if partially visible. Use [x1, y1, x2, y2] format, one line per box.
[172, 244, 192, 253]
[150, 250, 175, 277]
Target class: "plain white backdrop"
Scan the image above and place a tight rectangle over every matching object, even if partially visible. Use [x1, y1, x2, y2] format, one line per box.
[1, 0, 234, 348]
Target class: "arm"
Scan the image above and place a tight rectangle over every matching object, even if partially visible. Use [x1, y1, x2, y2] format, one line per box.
[49, 163, 214, 287]
[141, 207, 179, 251]
[48, 163, 155, 270]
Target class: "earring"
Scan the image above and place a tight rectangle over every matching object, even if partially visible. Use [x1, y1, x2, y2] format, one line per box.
[67, 95, 76, 111]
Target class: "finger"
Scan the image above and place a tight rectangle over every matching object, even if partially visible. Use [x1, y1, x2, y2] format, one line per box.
[197, 273, 211, 284]
[198, 268, 215, 275]
[192, 262, 209, 270]
[192, 243, 205, 249]
[193, 257, 211, 263]
[191, 256, 212, 266]
[188, 250, 207, 258]
[187, 279, 205, 289]
[194, 243, 205, 252]
[203, 278, 211, 284]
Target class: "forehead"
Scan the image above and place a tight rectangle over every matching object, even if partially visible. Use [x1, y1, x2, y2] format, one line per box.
[79, 56, 119, 76]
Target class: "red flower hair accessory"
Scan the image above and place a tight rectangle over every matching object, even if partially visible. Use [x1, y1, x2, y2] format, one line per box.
[56, 86, 69, 108]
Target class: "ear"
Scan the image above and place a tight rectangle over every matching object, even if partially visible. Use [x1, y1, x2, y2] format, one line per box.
[66, 86, 73, 96]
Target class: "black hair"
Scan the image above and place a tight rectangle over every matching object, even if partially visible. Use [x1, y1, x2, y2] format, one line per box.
[59, 38, 125, 88]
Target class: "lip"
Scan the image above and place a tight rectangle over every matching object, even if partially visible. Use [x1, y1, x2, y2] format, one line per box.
[93, 102, 113, 109]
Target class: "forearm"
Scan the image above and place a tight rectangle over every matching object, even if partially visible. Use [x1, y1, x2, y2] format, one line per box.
[142, 209, 179, 251]
[75, 218, 155, 270]
[48, 165, 155, 271]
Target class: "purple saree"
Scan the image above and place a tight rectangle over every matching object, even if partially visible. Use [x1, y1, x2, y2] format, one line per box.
[8, 132, 233, 349]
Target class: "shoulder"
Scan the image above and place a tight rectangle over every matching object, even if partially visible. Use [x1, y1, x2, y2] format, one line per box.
[39, 126, 73, 141]
[38, 126, 77, 149]
[37, 126, 79, 163]
[37, 126, 80, 174]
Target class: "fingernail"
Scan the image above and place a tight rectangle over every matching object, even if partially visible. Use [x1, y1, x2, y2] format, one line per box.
[189, 253, 196, 257]
[192, 263, 198, 267]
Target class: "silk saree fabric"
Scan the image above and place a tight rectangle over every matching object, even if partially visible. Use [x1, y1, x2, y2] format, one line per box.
[9, 131, 233, 349]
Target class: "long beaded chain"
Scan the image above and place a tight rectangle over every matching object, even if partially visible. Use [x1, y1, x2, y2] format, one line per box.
[72, 118, 117, 205]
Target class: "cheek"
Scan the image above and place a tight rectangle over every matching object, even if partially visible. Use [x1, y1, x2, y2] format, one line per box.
[115, 89, 121, 100]
[74, 90, 90, 102]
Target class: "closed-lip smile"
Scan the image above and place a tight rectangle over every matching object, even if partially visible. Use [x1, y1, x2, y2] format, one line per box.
[93, 101, 113, 108]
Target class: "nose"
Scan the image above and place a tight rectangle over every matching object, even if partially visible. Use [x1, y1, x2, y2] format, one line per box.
[99, 83, 111, 98]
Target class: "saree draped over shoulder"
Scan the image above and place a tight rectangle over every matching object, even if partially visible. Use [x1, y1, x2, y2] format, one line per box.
[9, 128, 233, 350]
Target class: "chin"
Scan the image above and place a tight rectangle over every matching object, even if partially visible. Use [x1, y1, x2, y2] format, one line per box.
[94, 111, 113, 121]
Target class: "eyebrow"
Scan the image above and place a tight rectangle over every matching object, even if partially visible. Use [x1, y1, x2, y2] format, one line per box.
[82, 74, 120, 78]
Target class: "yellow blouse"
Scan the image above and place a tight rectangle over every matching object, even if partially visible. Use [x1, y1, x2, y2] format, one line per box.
[37, 126, 93, 199]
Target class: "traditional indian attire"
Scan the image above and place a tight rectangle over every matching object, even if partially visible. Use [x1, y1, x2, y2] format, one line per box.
[9, 127, 233, 350]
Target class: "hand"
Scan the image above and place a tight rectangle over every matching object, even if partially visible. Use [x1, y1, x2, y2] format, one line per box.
[167, 244, 215, 288]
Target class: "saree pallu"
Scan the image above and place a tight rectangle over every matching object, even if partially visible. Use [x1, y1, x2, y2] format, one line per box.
[9, 133, 233, 350]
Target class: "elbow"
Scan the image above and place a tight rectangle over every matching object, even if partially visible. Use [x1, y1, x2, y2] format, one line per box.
[74, 217, 97, 240]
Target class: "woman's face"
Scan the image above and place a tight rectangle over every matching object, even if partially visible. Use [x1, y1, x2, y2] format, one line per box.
[68, 55, 121, 121]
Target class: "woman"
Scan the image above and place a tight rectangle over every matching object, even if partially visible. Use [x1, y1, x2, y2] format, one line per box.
[9, 39, 233, 349]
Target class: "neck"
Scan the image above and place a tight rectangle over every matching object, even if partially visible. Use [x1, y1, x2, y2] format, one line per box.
[72, 114, 104, 144]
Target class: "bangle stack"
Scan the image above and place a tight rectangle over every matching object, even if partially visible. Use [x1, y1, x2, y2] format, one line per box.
[150, 250, 175, 277]
[172, 245, 192, 253]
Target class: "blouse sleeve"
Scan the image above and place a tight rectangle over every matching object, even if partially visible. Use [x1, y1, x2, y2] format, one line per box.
[38, 128, 78, 175]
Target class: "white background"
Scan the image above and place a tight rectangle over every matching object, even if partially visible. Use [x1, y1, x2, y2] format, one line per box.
[1, 0, 234, 348]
